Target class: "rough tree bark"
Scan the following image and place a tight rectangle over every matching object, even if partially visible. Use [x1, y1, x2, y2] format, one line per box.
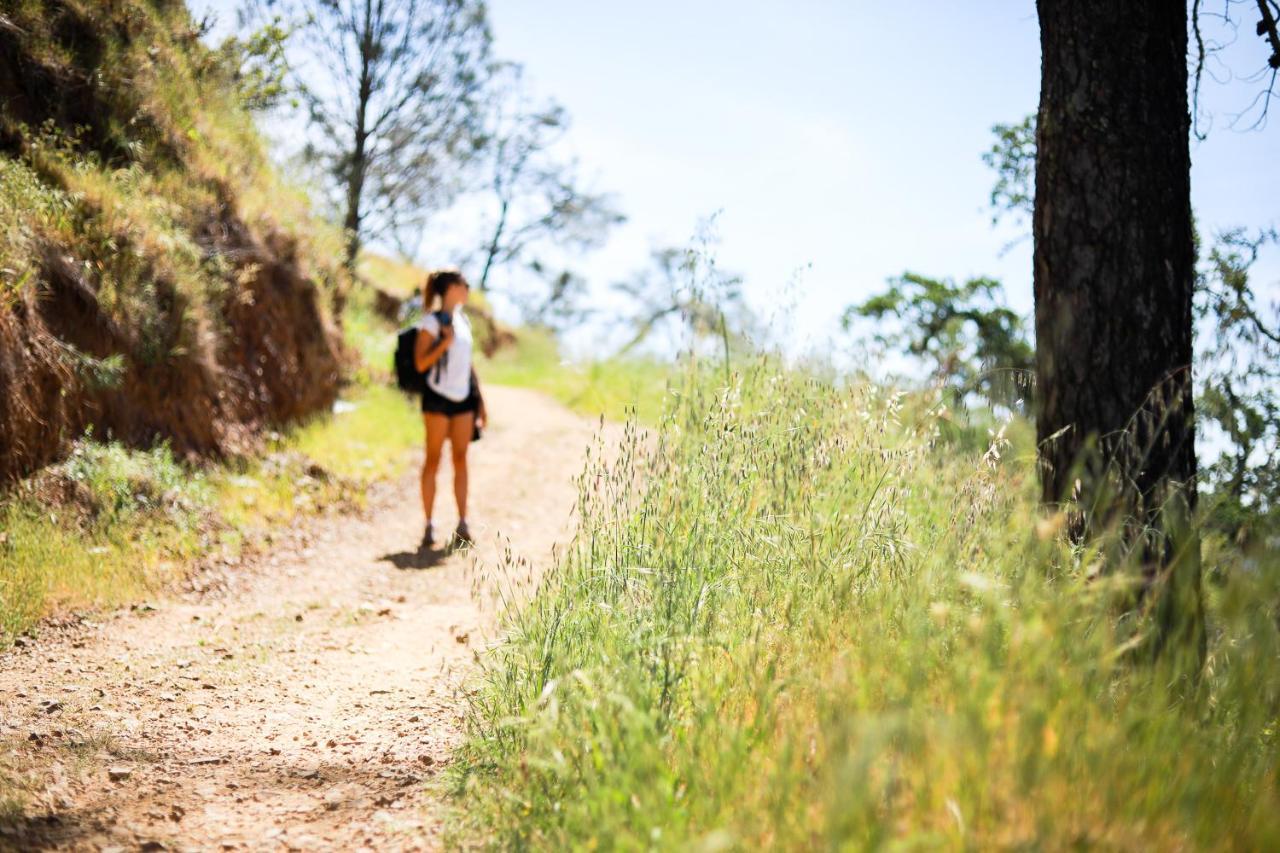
[1034, 1, 1202, 656]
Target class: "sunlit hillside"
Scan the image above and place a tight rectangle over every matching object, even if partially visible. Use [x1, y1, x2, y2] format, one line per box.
[0, 0, 347, 483]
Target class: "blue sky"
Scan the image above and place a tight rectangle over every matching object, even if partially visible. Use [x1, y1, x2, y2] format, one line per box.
[476, 0, 1277, 351]
[193, 0, 1278, 352]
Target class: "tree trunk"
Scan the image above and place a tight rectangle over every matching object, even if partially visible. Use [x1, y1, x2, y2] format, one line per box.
[342, 0, 376, 273]
[343, 148, 366, 271]
[1034, 1, 1202, 657]
[477, 198, 508, 293]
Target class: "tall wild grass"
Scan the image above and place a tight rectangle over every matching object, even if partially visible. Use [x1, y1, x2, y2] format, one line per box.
[452, 356, 1280, 848]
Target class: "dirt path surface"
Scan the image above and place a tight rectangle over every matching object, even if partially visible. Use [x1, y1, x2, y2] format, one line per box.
[0, 386, 606, 852]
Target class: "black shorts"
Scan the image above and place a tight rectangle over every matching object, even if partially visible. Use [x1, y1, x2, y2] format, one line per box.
[421, 381, 480, 417]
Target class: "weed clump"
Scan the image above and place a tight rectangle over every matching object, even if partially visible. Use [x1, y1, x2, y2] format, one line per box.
[30, 439, 208, 528]
[0, 439, 213, 641]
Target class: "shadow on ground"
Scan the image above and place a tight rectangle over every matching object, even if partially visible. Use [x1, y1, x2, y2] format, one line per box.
[0, 754, 434, 850]
[379, 549, 448, 570]
[0, 810, 105, 852]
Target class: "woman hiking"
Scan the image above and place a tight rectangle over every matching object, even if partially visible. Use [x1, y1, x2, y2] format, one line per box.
[414, 269, 487, 551]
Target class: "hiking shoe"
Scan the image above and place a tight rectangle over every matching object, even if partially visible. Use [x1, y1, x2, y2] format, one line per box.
[452, 521, 473, 549]
[419, 524, 435, 552]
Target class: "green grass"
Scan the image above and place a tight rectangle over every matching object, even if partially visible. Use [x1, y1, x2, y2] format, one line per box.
[1, 0, 347, 332]
[291, 384, 420, 480]
[357, 252, 428, 297]
[0, 441, 209, 641]
[482, 327, 669, 424]
[449, 355, 1280, 849]
[210, 381, 420, 531]
[347, 249, 668, 423]
[0, 381, 422, 646]
[342, 281, 401, 385]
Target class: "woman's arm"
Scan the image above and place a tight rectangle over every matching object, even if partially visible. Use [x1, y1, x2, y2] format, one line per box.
[415, 324, 454, 372]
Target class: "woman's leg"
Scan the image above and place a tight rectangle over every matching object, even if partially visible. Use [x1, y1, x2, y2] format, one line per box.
[421, 413, 449, 523]
[447, 412, 475, 523]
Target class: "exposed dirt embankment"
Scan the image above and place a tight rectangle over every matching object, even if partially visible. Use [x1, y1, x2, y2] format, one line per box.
[0, 218, 344, 481]
[0, 0, 346, 482]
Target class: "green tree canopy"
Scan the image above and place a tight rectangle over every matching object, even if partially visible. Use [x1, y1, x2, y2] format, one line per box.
[843, 272, 1033, 411]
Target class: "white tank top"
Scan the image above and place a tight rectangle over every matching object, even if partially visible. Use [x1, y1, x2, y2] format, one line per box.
[417, 308, 473, 402]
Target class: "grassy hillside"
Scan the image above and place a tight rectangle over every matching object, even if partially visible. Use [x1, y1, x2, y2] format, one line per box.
[482, 327, 668, 424]
[0, 0, 347, 483]
[356, 252, 428, 298]
[0, 0, 376, 643]
[352, 251, 666, 422]
[450, 358, 1280, 849]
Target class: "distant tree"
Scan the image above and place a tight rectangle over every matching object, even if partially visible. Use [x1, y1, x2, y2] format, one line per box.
[259, 0, 492, 269]
[511, 263, 593, 332]
[981, 115, 1035, 230]
[1035, 0, 1201, 656]
[471, 66, 624, 296]
[1196, 229, 1280, 536]
[843, 273, 1033, 412]
[612, 246, 750, 357]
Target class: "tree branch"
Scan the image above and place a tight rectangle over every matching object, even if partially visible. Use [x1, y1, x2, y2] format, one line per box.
[1257, 0, 1280, 68]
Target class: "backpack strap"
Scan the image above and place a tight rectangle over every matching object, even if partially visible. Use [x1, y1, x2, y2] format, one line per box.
[430, 310, 450, 384]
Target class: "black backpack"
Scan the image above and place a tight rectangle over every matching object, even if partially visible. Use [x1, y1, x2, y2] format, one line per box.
[394, 312, 453, 394]
[393, 326, 427, 394]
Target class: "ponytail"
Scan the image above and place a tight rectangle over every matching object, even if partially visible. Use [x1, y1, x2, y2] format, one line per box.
[424, 269, 466, 311]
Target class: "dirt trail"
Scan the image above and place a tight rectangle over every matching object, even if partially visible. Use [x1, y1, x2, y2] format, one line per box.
[0, 386, 606, 852]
